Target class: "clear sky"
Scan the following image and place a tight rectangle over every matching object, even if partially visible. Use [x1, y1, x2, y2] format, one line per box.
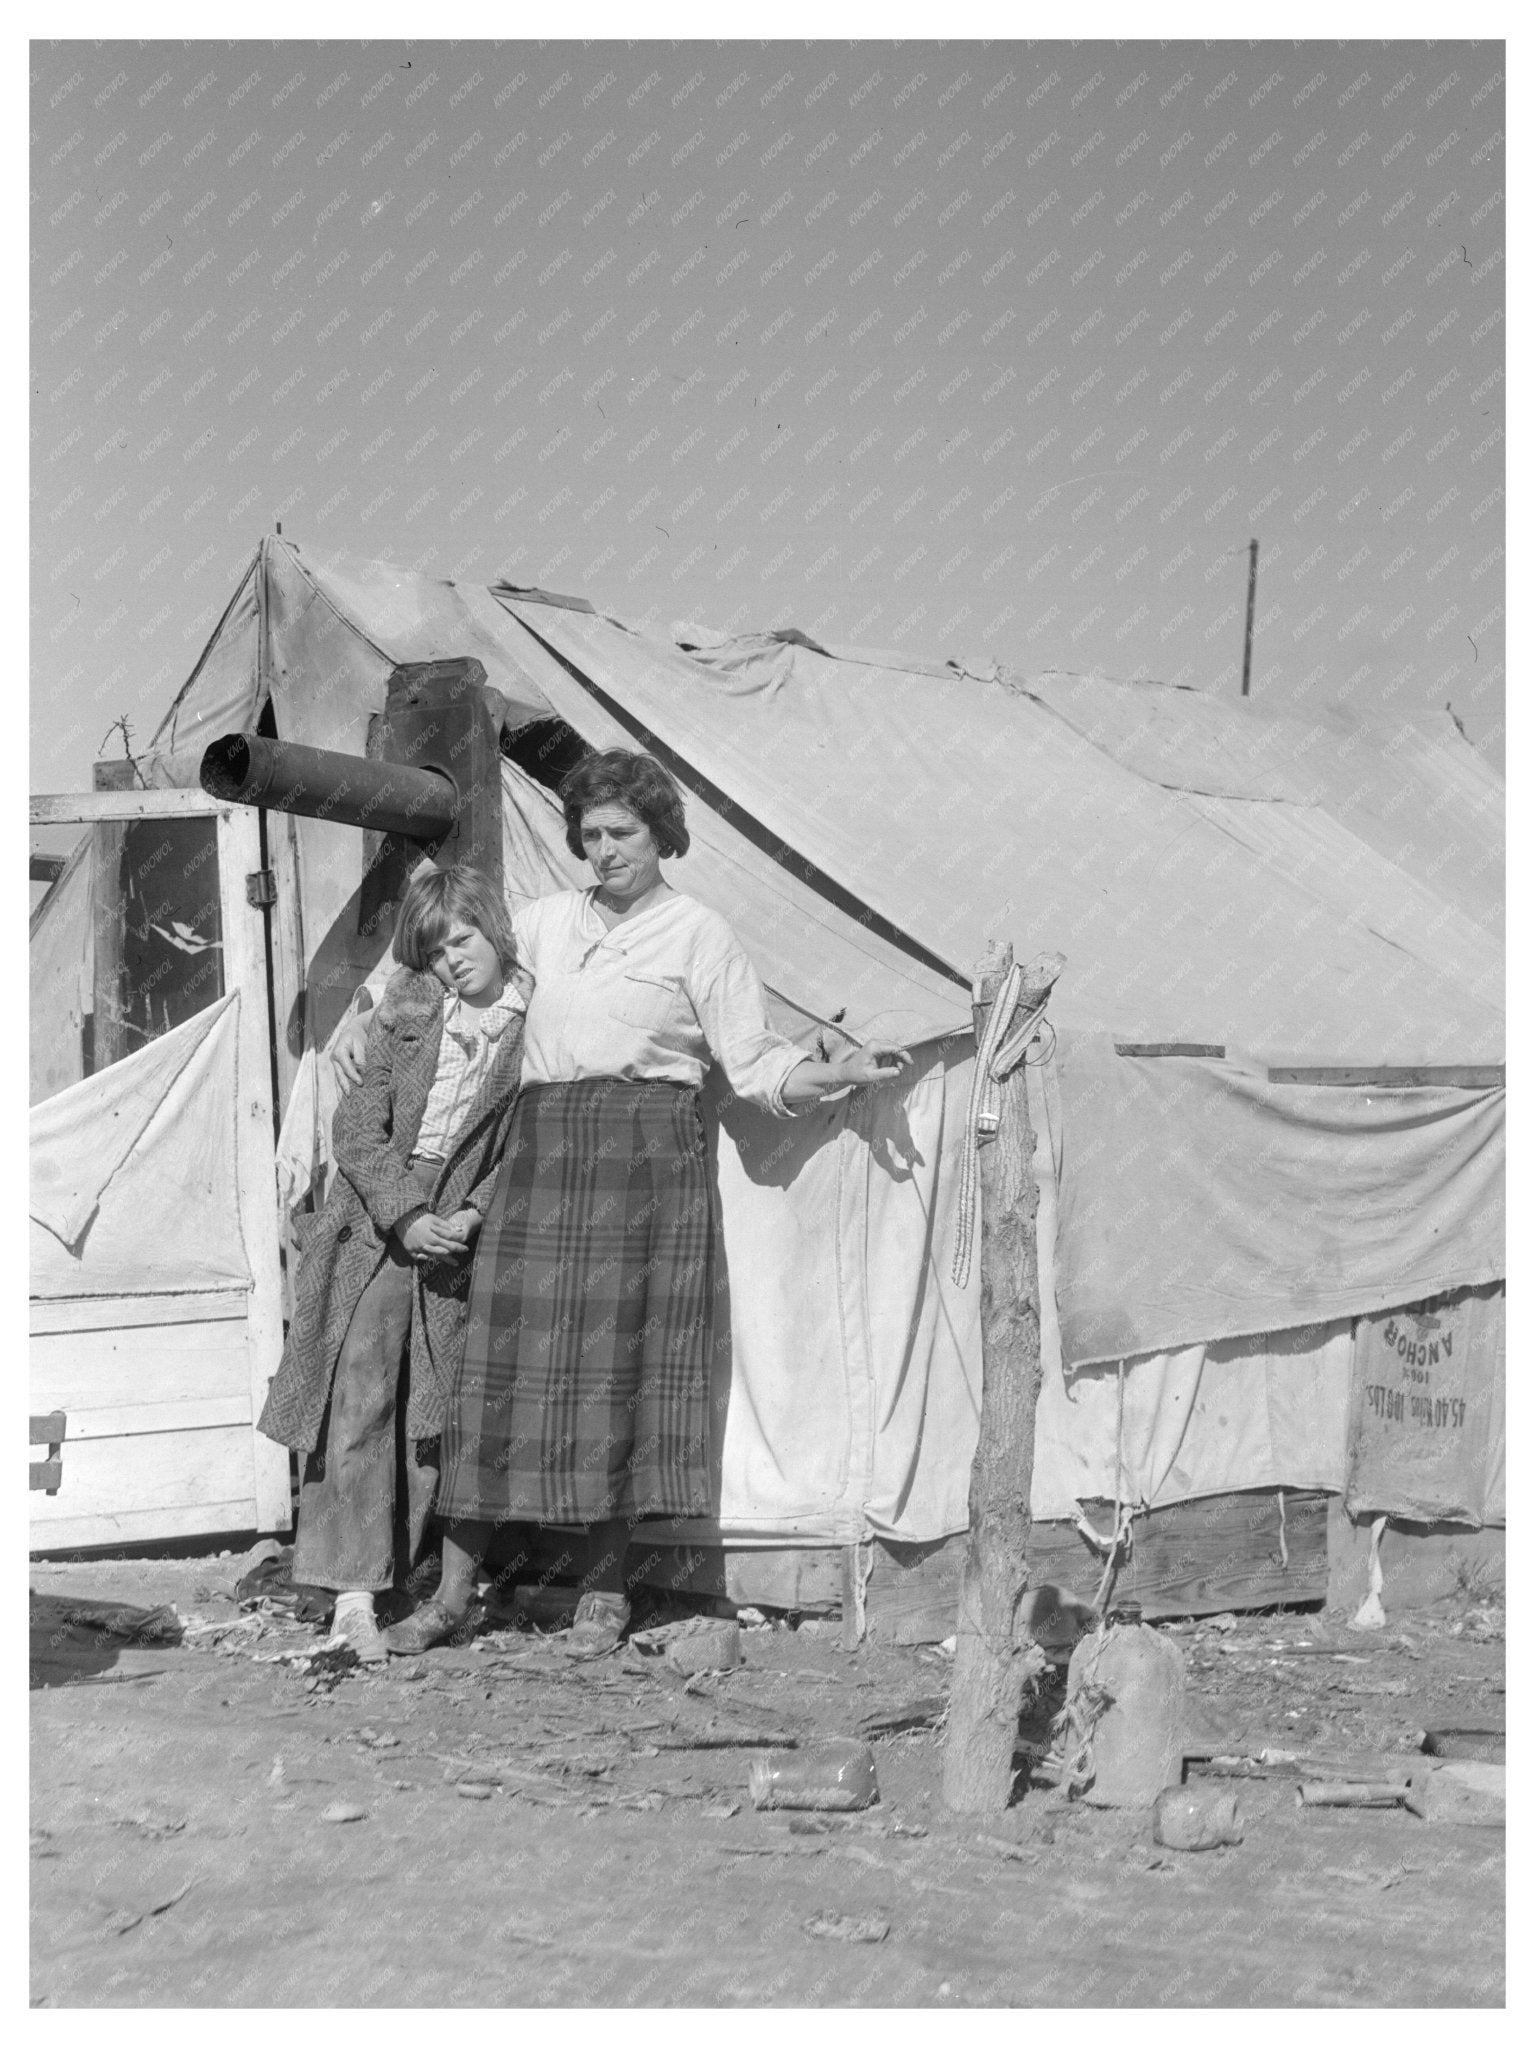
[31, 36, 1505, 796]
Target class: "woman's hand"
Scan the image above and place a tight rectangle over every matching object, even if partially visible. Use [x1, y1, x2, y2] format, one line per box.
[393, 1210, 471, 1263]
[834, 1040, 914, 1088]
[782, 1038, 914, 1106]
[331, 1014, 373, 1095]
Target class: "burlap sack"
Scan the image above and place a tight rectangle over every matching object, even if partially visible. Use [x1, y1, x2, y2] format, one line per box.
[1065, 1623, 1187, 1809]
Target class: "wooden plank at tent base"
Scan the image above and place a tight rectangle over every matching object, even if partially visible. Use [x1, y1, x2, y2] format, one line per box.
[28, 1425, 265, 1550]
[866, 1490, 1332, 1643]
[29, 1425, 259, 1518]
[488, 1497, 1330, 1627]
[1122, 1490, 1329, 1614]
[31, 1499, 267, 1554]
[630, 1541, 844, 1613]
[485, 1525, 845, 1613]
[1325, 1498, 1505, 1615]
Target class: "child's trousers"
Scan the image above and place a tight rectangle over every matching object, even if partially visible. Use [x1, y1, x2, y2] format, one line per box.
[292, 1161, 440, 1592]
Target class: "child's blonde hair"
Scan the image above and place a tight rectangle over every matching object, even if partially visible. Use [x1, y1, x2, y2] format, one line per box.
[392, 865, 517, 975]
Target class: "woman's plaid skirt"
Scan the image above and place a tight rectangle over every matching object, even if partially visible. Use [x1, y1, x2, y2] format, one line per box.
[439, 1079, 718, 1524]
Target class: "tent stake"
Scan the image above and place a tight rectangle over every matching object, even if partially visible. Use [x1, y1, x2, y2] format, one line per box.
[942, 942, 1059, 1813]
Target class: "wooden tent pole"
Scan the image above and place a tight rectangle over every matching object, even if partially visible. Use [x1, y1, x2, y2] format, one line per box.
[942, 941, 1058, 1812]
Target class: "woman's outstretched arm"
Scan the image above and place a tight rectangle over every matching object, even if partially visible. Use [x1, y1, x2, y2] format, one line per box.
[780, 1040, 913, 1106]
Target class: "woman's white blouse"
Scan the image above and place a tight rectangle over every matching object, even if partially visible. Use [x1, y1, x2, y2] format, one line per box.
[513, 889, 806, 1115]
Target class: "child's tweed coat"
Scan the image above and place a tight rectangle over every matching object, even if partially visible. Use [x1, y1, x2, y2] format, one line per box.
[259, 970, 523, 1455]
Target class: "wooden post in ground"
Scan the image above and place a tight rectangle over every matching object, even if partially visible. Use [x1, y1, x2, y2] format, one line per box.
[942, 942, 1061, 1812]
[88, 760, 135, 1072]
[215, 802, 295, 1534]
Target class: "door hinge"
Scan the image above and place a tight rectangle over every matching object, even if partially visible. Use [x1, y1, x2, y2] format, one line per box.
[246, 868, 278, 909]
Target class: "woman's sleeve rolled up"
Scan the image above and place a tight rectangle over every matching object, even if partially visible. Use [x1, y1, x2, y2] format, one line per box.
[689, 935, 809, 1117]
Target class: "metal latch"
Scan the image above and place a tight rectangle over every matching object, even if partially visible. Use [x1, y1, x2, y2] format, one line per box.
[246, 868, 278, 908]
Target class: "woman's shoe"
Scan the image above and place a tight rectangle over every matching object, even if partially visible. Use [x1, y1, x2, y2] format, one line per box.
[382, 1596, 472, 1656]
[562, 1591, 630, 1661]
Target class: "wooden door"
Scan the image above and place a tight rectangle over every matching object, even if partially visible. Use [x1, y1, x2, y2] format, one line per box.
[29, 791, 292, 1546]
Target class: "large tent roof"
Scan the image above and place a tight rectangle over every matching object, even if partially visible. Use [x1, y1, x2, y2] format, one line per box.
[146, 536, 1502, 1064]
[502, 601, 1504, 1064]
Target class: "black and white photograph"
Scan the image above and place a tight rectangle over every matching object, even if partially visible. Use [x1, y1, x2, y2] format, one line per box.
[28, 15, 1506, 2011]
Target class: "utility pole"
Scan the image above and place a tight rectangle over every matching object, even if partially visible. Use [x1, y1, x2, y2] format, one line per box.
[1240, 539, 1259, 698]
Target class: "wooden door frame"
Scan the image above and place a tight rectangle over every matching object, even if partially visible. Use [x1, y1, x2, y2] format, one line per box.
[29, 788, 291, 1531]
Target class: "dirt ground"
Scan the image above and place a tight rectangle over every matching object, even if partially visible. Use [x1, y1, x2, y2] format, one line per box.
[30, 1550, 1504, 2009]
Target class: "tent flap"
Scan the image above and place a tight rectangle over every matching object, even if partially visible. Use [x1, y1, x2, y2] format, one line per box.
[30, 997, 236, 1246]
[1051, 1030, 1505, 1368]
[30, 993, 251, 1298]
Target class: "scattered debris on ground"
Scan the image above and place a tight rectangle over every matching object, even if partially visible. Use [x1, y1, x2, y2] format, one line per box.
[30, 1547, 1505, 2007]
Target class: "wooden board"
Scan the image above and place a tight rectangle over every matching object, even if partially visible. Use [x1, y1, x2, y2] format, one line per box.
[30, 1290, 248, 1335]
[489, 1495, 1333, 1630]
[31, 1498, 268, 1555]
[28, 1425, 263, 1545]
[47, 1397, 253, 1441]
[267, 807, 308, 1120]
[637, 1543, 845, 1614]
[1125, 1490, 1329, 1614]
[866, 1490, 1333, 1643]
[91, 816, 128, 1070]
[30, 789, 229, 825]
[30, 1316, 252, 1415]
[1325, 1497, 1505, 1614]
[215, 806, 293, 1534]
[1116, 1043, 1225, 1059]
[30, 1316, 263, 1547]
[1267, 1066, 1505, 1089]
[490, 1526, 846, 1614]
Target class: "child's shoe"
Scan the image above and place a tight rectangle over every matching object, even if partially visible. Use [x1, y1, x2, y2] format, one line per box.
[331, 1590, 387, 1665]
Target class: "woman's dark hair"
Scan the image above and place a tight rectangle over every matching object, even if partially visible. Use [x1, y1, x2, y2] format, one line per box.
[558, 748, 690, 861]
[392, 863, 518, 974]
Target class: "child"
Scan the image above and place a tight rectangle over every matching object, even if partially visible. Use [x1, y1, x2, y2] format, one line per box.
[258, 865, 526, 1662]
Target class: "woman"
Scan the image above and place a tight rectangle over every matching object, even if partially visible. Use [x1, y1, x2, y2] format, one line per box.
[261, 865, 526, 1663]
[344, 750, 911, 1660]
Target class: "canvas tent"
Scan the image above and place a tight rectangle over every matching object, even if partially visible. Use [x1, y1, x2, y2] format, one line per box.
[31, 535, 1504, 1613]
